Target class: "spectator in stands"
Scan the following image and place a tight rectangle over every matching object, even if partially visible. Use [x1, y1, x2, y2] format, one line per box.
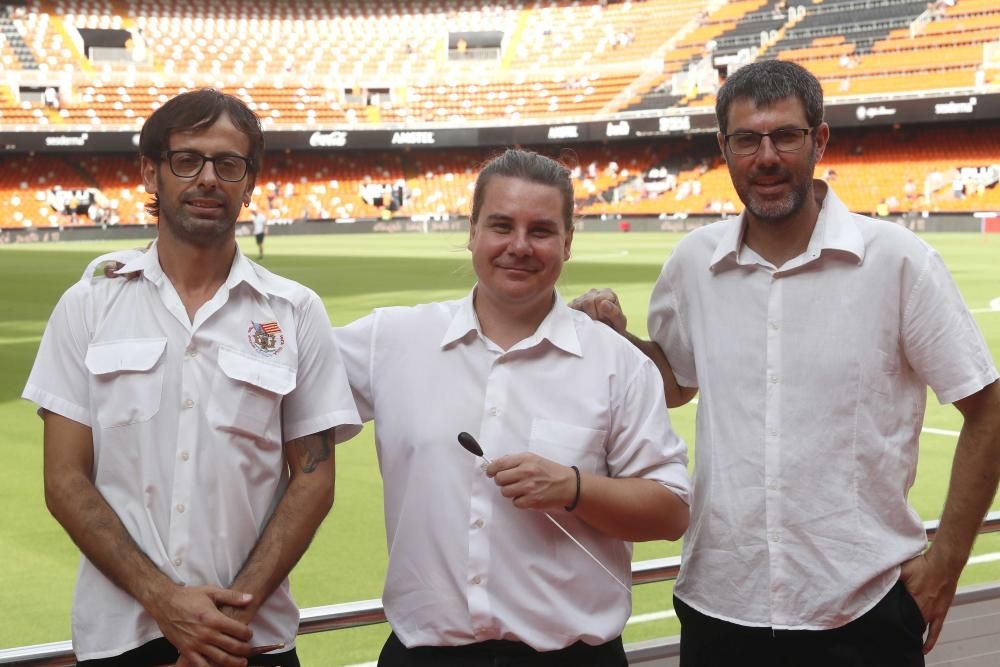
[335, 149, 690, 667]
[23, 89, 361, 667]
[572, 60, 1000, 666]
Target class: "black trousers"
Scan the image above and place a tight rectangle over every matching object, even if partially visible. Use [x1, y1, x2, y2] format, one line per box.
[378, 630, 628, 667]
[675, 580, 927, 667]
[76, 636, 299, 667]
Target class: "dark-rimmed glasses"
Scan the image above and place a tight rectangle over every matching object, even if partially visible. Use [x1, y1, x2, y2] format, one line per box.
[724, 127, 815, 156]
[162, 150, 251, 182]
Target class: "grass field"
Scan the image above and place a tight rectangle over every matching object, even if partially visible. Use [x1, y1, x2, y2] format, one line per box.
[1, 231, 999, 665]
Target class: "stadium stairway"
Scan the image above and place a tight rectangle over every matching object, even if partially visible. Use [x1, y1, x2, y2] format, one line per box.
[1, 6, 39, 70]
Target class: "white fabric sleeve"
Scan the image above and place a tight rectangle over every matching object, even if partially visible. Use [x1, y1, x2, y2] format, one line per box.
[333, 312, 377, 423]
[902, 249, 998, 405]
[22, 281, 93, 426]
[281, 290, 362, 444]
[606, 356, 690, 504]
[647, 256, 698, 388]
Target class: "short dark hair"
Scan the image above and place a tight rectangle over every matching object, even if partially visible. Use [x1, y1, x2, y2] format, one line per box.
[140, 89, 263, 218]
[715, 60, 824, 136]
[470, 149, 575, 231]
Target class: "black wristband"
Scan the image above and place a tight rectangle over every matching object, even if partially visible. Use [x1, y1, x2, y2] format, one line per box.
[564, 465, 581, 512]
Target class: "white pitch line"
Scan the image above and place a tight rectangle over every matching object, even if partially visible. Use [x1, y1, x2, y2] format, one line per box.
[970, 552, 1000, 565]
[922, 427, 960, 437]
[626, 609, 678, 625]
[971, 297, 1000, 313]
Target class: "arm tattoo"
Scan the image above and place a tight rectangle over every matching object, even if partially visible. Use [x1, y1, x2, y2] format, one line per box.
[293, 429, 332, 473]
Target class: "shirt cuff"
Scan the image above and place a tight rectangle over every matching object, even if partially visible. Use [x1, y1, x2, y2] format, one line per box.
[21, 384, 91, 427]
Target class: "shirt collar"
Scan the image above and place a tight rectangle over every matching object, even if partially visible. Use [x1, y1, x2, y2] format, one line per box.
[441, 288, 583, 357]
[115, 240, 269, 296]
[709, 180, 865, 271]
[811, 181, 865, 263]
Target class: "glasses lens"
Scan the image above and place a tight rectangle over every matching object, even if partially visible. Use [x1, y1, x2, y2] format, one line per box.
[170, 152, 204, 177]
[729, 133, 761, 155]
[215, 156, 247, 182]
[773, 129, 806, 152]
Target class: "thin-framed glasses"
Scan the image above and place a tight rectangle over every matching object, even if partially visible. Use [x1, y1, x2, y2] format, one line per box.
[163, 150, 251, 182]
[724, 127, 815, 156]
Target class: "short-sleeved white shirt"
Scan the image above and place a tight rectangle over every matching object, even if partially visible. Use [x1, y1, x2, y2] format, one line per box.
[252, 213, 266, 236]
[336, 291, 689, 651]
[23, 243, 362, 660]
[649, 182, 998, 629]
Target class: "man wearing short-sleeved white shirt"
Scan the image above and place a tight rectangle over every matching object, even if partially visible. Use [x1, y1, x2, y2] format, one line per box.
[337, 149, 690, 667]
[572, 61, 1000, 666]
[23, 90, 361, 667]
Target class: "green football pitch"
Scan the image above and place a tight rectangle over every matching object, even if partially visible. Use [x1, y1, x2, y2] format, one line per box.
[1, 231, 999, 665]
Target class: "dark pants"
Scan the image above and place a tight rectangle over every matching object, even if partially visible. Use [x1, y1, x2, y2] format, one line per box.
[76, 636, 299, 667]
[675, 580, 926, 667]
[378, 630, 628, 667]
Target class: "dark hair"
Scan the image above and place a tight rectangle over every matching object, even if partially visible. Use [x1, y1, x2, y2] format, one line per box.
[140, 89, 263, 218]
[470, 149, 575, 231]
[715, 60, 824, 136]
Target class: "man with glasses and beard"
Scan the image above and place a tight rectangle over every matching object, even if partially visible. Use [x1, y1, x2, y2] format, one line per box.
[572, 60, 1000, 665]
[23, 90, 361, 667]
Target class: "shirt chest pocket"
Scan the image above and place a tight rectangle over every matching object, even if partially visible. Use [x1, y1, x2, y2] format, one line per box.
[85, 338, 168, 429]
[209, 347, 297, 441]
[528, 418, 607, 475]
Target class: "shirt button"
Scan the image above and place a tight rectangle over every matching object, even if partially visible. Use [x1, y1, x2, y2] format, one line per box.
[176, 504, 185, 513]
[473, 519, 484, 529]
[770, 532, 781, 543]
[184, 399, 194, 408]
[767, 479, 778, 490]
[769, 375, 778, 384]
[769, 430, 778, 437]
[489, 407, 498, 416]
[186, 348, 197, 358]
[180, 451, 190, 461]
[769, 321, 779, 330]
[472, 575, 482, 584]
[173, 557, 183, 566]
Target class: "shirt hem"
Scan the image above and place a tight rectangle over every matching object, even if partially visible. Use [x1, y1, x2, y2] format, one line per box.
[72, 631, 165, 662]
[674, 570, 900, 631]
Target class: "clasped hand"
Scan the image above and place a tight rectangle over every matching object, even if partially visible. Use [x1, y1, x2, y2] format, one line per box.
[486, 453, 577, 512]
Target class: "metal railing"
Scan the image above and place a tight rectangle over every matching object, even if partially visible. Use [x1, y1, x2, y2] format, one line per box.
[2, 512, 999, 666]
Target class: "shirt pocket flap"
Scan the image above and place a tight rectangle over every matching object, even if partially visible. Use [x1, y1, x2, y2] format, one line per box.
[85, 338, 168, 375]
[528, 418, 607, 472]
[217, 347, 297, 396]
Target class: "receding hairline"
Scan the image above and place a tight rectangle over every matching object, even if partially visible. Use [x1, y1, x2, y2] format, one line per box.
[720, 94, 814, 132]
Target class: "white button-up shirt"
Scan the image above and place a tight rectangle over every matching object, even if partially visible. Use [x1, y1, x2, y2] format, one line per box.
[23, 243, 362, 660]
[336, 291, 689, 651]
[649, 182, 998, 629]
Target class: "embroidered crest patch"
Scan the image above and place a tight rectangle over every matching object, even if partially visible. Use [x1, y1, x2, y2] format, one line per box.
[248, 320, 285, 356]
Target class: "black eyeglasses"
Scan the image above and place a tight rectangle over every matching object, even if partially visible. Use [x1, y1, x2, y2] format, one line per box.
[724, 127, 815, 156]
[162, 150, 251, 182]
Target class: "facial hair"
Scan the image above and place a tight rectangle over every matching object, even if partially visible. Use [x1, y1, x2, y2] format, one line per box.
[156, 172, 241, 247]
[735, 143, 818, 224]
